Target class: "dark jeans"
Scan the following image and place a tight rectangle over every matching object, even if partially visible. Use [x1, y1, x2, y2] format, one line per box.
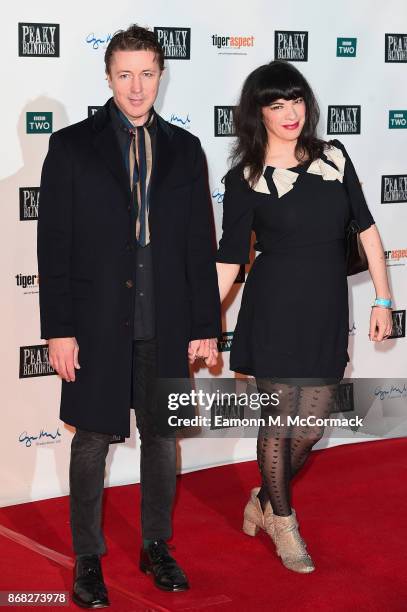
[69, 338, 176, 556]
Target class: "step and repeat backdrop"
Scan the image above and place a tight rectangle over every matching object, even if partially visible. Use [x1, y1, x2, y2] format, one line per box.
[1, 0, 407, 506]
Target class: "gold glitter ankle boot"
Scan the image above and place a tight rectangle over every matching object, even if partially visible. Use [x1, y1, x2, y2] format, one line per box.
[242, 487, 275, 537]
[271, 509, 315, 573]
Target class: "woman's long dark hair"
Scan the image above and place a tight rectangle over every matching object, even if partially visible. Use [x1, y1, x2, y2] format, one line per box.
[231, 60, 326, 185]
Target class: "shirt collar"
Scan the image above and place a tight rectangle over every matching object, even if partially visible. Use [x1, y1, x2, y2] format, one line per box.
[109, 98, 156, 135]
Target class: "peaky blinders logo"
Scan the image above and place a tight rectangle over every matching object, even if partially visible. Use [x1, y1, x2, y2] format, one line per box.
[109, 435, 125, 444]
[327, 105, 360, 134]
[385, 34, 407, 62]
[274, 31, 308, 61]
[337, 38, 357, 57]
[214, 106, 235, 137]
[18, 23, 60, 57]
[218, 332, 234, 352]
[389, 310, 406, 339]
[381, 175, 407, 203]
[388, 110, 407, 129]
[234, 264, 246, 283]
[154, 27, 190, 59]
[333, 382, 354, 414]
[88, 106, 102, 118]
[19, 345, 56, 378]
[211, 398, 245, 430]
[26, 112, 53, 134]
[19, 187, 39, 220]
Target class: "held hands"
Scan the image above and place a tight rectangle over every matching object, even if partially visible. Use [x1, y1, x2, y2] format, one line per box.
[188, 338, 219, 368]
[48, 337, 80, 382]
[369, 307, 393, 342]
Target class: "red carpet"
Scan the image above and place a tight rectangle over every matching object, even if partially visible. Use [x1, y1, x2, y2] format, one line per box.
[0, 438, 406, 611]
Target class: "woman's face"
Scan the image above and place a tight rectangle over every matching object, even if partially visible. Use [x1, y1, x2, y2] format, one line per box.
[262, 97, 306, 142]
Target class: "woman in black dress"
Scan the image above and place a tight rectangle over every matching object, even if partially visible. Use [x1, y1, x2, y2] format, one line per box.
[216, 61, 393, 573]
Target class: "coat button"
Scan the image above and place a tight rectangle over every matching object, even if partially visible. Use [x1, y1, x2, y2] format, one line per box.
[124, 320, 130, 327]
[126, 242, 133, 252]
[125, 280, 133, 288]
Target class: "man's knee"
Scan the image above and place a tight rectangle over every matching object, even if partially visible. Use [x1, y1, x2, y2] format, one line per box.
[71, 429, 112, 456]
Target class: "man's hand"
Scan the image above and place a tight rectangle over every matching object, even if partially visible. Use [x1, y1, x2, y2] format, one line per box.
[188, 338, 219, 367]
[48, 337, 80, 382]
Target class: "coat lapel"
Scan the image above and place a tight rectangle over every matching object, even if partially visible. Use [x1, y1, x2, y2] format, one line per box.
[91, 100, 130, 203]
[149, 117, 175, 200]
[90, 104, 176, 208]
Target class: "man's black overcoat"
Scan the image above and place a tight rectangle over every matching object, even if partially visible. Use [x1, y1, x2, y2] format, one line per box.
[37, 99, 221, 437]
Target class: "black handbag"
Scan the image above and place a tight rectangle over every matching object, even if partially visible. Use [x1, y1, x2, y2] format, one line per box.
[345, 219, 368, 276]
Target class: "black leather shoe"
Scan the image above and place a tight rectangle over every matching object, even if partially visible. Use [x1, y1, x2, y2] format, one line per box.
[139, 540, 189, 592]
[72, 555, 110, 608]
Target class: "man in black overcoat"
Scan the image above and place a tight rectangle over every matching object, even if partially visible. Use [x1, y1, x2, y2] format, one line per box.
[37, 24, 221, 608]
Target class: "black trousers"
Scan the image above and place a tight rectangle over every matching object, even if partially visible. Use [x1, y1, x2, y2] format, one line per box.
[69, 338, 176, 556]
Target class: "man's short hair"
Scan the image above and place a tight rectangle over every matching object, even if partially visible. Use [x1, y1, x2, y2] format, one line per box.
[105, 24, 165, 74]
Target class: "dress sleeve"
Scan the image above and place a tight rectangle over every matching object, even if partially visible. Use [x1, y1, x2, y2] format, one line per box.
[216, 169, 253, 264]
[332, 139, 375, 232]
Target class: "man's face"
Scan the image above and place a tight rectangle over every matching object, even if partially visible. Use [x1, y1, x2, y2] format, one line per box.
[107, 49, 161, 125]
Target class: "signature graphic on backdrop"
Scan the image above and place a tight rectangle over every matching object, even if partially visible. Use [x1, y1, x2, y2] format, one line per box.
[85, 33, 112, 50]
[374, 384, 407, 401]
[212, 188, 224, 204]
[169, 113, 191, 128]
[19, 428, 62, 448]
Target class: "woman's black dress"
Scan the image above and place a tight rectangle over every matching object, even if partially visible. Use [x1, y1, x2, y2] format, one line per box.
[216, 139, 375, 380]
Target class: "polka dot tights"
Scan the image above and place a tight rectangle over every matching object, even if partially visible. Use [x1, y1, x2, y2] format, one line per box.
[255, 380, 339, 516]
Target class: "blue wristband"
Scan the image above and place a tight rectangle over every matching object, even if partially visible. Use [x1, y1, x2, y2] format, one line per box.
[373, 297, 392, 308]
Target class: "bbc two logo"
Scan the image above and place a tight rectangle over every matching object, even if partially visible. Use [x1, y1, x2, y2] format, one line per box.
[336, 38, 357, 57]
[26, 112, 53, 134]
[18, 23, 60, 57]
[218, 332, 234, 352]
[389, 111, 407, 129]
[154, 27, 190, 59]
